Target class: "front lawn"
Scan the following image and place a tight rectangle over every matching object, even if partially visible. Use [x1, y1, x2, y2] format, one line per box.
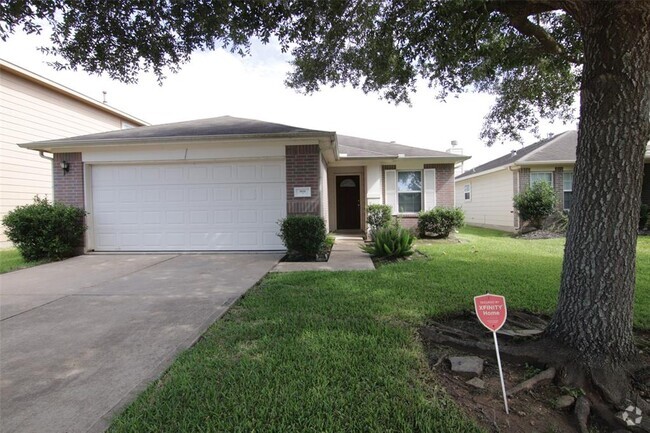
[110, 227, 650, 432]
[0, 249, 45, 274]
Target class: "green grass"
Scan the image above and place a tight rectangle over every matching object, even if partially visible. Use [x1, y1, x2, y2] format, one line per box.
[109, 227, 650, 432]
[0, 249, 45, 274]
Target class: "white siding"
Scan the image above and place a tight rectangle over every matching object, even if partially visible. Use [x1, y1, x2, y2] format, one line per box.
[320, 156, 330, 231]
[0, 69, 141, 247]
[455, 168, 515, 231]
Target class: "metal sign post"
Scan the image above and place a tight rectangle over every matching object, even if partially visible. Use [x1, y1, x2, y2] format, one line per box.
[474, 293, 509, 415]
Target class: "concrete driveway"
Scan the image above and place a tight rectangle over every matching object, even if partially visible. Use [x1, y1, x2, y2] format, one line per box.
[0, 253, 282, 433]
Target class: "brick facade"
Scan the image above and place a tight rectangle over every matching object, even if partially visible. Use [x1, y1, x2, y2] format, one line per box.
[553, 167, 564, 211]
[285, 145, 321, 216]
[382, 163, 457, 230]
[53, 153, 84, 209]
[424, 163, 455, 207]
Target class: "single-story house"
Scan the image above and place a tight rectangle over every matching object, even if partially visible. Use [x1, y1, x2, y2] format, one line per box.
[455, 130, 650, 231]
[0, 59, 147, 248]
[20, 116, 469, 252]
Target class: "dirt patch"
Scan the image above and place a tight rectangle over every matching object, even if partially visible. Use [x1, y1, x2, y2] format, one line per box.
[420, 312, 650, 433]
[517, 230, 565, 240]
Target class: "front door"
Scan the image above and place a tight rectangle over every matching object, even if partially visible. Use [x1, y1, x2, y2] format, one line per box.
[336, 175, 361, 230]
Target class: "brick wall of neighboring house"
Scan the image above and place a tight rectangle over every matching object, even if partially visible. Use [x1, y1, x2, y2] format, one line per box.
[553, 167, 564, 211]
[285, 145, 321, 216]
[424, 163, 455, 207]
[518, 167, 531, 193]
[53, 153, 84, 209]
[642, 163, 650, 205]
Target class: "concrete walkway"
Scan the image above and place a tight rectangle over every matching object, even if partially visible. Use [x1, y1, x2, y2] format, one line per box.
[272, 234, 375, 272]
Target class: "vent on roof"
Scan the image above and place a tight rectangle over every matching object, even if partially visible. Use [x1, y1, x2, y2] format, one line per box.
[510, 150, 517, 157]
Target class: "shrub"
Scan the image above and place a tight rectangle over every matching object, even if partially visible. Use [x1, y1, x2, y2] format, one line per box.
[545, 210, 569, 234]
[3, 196, 86, 261]
[513, 181, 557, 229]
[366, 204, 393, 239]
[641, 204, 649, 230]
[278, 215, 327, 259]
[417, 207, 465, 239]
[361, 225, 414, 259]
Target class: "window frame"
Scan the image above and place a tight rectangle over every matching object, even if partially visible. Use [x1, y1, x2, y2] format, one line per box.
[529, 171, 553, 187]
[563, 171, 573, 211]
[396, 170, 423, 214]
[463, 184, 471, 201]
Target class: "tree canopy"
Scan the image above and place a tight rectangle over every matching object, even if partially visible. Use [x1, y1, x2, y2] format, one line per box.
[1, 0, 583, 144]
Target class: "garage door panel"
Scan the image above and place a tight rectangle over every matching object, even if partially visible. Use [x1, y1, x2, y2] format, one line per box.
[91, 161, 286, 251]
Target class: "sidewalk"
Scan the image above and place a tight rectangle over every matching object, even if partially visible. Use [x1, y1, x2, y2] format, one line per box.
[271, 234, 375, 272]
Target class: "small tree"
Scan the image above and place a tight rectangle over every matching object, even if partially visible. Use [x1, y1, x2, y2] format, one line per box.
[513, 182, 557, 230]
[3, 196, 86, 261]
[366, 204, 392, 239]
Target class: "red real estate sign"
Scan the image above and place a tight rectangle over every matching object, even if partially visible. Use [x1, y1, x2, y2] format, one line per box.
[474, 294, 507, 332]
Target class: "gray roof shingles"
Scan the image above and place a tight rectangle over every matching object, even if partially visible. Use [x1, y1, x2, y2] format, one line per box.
[456, 131, 576, 179]
[337, 135, 467, 159]
[22, 115, 467, 160]
[22, 116, 332, 147]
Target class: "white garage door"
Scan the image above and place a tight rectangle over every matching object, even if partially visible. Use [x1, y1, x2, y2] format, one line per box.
[90, 161, 286, 251]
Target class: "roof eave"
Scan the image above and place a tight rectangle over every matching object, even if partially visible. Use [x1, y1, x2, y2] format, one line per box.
[20, 130, 335, 152]
[340, 155, 470, 162]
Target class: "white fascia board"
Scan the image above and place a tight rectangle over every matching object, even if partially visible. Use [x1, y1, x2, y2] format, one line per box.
[455, 165, 511, 181]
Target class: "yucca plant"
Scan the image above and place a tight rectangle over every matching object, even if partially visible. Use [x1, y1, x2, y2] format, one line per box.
[361, 225, 414, 259]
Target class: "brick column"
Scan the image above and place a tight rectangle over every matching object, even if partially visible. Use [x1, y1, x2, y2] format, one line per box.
[285, 145, 321, 215]
[518, 167, 531, 193]
[53, 153, 84, 209]
[553, 167, 564, 210]
[424, 163, 455, 207]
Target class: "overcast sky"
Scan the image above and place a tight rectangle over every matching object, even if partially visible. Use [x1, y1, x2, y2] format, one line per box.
[1, 30, 578, 169]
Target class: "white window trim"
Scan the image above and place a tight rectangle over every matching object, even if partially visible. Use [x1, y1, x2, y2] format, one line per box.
[463, 183, 471, 201]
[397, 169, 423, 214]
[529, 171, 553, 187]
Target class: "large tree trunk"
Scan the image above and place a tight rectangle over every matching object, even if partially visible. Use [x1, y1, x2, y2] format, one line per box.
[546, 3, 650, 364]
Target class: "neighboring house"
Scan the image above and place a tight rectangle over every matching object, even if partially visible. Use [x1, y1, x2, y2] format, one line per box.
[455, 131, 650, 231]
[0, 59, 148, 248]
[19, 116, 468, 252]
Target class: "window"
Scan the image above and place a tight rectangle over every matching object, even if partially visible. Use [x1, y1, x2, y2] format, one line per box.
[463, 184, 471, 201]
[530, 171, 553, 186]
[563, 172, 573, 210]
[397, 171, 422, 213]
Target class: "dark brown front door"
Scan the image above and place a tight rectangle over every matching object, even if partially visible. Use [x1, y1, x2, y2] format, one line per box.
[336, 175, 361, 230]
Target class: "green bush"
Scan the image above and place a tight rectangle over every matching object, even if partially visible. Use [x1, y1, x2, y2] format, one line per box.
[641, 204, 649, 230]
[366, 204, 393, 239]
[361, 225, 414, 259]
[278, 215, 327, 259]
[2, 196, 87, 261]
[417, 207, 465, 239]
[513, 181, 557, 229]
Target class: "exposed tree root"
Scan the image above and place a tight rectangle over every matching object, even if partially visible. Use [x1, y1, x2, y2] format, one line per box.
[420, 314, 650, 432]
[507, 367, 556, 396]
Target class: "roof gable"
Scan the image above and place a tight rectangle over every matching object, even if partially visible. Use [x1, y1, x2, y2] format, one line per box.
[456, 131, 576, 179]
[337, 135, 468, 160]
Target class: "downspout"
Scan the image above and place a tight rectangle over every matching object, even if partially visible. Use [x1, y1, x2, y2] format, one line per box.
[39, 151, 53, 162]
[39, 151, 55, 202]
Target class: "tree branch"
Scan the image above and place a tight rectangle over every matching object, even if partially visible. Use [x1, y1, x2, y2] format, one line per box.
[486, 0, 581, 64]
